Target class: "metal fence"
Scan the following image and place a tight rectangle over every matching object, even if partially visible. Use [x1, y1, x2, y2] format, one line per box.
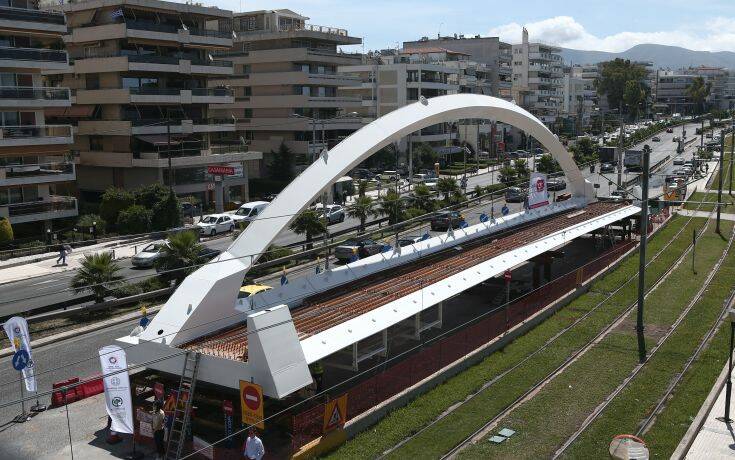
[291, 239, 636, 451]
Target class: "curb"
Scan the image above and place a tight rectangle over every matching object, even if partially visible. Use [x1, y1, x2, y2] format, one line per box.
[0, 305, 161, 359]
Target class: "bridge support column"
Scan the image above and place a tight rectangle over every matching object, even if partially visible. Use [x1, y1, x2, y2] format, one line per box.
[532, 263, 541, 290]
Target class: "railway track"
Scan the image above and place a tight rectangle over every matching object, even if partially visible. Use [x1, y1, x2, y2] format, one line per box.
[376, 196, 712, 460]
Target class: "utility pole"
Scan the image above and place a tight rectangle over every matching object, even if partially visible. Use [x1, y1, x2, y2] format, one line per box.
[729, 128, 733, 196]
[636, 146, 651, 364]
[717, 132, 725, 234]
[167, 121, 173, 191]
[700, 116, 705, 152]
[408, 131, 413, 191]
[617, 103, 624, 189]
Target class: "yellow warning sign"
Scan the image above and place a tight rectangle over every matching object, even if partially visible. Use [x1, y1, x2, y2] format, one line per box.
[323, 394, 347, 433]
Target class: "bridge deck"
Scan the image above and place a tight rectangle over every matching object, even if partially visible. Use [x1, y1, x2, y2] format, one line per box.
[182, 201, 629, 361]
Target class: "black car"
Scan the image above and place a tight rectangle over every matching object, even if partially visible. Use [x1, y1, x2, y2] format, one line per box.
[547, 178, 566, 191]
[397, 235, 424, 247]
[600, 162, 615, 173]
[504, 187, 527, 203]
[334, 238, 385, 262]
[430, 211, 465, 231]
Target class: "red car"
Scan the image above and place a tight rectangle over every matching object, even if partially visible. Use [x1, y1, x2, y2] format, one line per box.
[666, 127, 674, 133]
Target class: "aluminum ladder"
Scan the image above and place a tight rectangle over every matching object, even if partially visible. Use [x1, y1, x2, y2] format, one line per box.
[165, 351, 201, 460]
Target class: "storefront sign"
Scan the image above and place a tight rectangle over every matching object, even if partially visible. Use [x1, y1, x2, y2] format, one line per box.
[207, 165, 235, 176]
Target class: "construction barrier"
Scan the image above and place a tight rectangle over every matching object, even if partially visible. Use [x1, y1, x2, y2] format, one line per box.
[291, 239, 636, 452]
[50, 375, 104, 407]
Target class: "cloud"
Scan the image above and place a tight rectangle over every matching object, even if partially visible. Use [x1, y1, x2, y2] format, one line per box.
[488, 15, 735, 52]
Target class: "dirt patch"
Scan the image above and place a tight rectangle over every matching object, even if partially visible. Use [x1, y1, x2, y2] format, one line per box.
[616, 317, 669, 341]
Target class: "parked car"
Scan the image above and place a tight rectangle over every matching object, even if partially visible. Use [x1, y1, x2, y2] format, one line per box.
[131, 241, 168, 268]
[231, 201, 268, 224]
[651, 136, 661, 142]
[318, 204, 346, 224]
[600, 162, 615, 173]
[397, 235, 424, 247]
[197, 214, 235, 236]
[334, 238, 385, 262]
[547, 178, 566, 191]
[666, 127, 674, 133]
[673, 136, 680, 143]
[673, 158, 685, 166]
[352, 168, 375, 180]
[505, 186, 527, 203]
[706, 132, 713, 139]
[609, 189, 628, 201]
[515, 149, 530, 158]
[238, 284, 273, 299]
[430, 210, 464, 231]
[379, 170, 399, 181]
[181, 202, 199, 218]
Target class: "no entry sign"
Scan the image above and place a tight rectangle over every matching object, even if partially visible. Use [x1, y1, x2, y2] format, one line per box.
[239, 380, 264, 429]
[207, 165, 235, 176]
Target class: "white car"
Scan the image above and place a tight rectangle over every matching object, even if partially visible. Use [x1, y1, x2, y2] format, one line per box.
[231, 201, 268, 224]
[317, 204, 346, 224]
[197, 214, 235, 236]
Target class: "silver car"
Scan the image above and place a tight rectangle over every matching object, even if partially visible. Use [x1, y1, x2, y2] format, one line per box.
[319, 204, 346, 225]
[131, 241, 167, 268]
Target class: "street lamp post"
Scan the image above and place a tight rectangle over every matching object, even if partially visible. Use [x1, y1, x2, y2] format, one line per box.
[636, 146, 651, 364]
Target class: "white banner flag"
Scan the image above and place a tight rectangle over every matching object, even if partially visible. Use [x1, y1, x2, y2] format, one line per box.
[528, 172, 550, 209]
[99, 345, 134, 434]
[3, 316, 37, 392]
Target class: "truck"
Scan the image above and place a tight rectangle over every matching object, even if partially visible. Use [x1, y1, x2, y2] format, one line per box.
[624, 149, 643, 171]
[598, 146, 618, 165]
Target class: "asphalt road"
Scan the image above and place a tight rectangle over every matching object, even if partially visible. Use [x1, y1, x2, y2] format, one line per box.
[0, 121, 708, 317]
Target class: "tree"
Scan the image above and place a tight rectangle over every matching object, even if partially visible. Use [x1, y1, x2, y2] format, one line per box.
[514, 159, 530, 181]
[536, 154, 560, 174]
[415, 142, 438, 169]
[134, 183, 169, 210]
[596, 59, 648, 118]
[623, 80, 646, 120]
[378, 189, 404, 225]
[685, 76, 712, 115]
[289, 209, 325, 250]
[155, 230, 203, 284]
[70, 252, 123, 303]
[116, 205, 152, 234]
[498, 165, 517, 187]
[77, 214, 106, 235]
[411, 183, 434, 213]
[99, 187, 134, 230]
[0, 217, 12, 243]
[268, 142, 295, 182]
[151, 188, 182, 231]
[348, 195, 377, 232]
[437, 177, 458, 201]
[569, 137, 598, 166]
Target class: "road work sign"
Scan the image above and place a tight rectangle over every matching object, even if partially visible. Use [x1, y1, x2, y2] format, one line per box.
[239, 380, 264, 429]
[323, 394, 347, 433]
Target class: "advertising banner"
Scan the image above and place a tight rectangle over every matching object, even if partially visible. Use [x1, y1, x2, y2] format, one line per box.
[99, 345, 134, 434]
[528, 172, 550, 209]
[3, 316, 36, 392]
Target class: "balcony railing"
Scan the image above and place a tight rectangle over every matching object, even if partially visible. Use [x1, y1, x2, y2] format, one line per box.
[0, 86, 70, 101]
[238, 23, 348, 37]
[0, 6, 65, 24]
[0, 45, 66, 62]
[127, 54, 232, 67]
[0, 124, 72, 140]
[129, 87, 182, 96]
[192, 88, 233, 97]
[127, 118, 233, 127]
[126, 20, 231, 39]
[6, 196, 76, 217]
[2, 161, 74, 179]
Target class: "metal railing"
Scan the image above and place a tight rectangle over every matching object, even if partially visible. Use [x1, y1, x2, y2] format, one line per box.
[0, 6, 65, 24]
[191, 87, 233, 97]
[125, 20, 231, 39]
[2, 161, 74, 178]
[126, 54, 232, 67]
[128, 87, 181, 96]
[0, 86, 70, 101]
[5, 196, 76, 217]
[238, 23, 348, 36]
[0, 45, 66, 62]
[0, 124, 72, 139]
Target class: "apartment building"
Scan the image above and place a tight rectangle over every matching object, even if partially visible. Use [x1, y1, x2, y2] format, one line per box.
[338, 48, 461, 152]
[0, 0, 76, 233]
[562, 70, 595, 132]
[210, 9, 362, 169]
[655, 71, 699, 114]
[52, 0, 260, 205]
[511, 28, 563, 127]
[403, 35, 512, 100]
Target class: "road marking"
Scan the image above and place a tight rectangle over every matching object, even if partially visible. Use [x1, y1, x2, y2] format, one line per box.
[31, 279, 59, 286]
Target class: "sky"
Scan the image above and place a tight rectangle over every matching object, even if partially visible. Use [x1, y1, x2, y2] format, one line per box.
[198, 0, 735, 53]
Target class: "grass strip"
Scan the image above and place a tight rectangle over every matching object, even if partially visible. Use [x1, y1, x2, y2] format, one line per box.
[682, 192, 734, 212]
[456, 220, 733, 459]
[327, 214, 697, 460]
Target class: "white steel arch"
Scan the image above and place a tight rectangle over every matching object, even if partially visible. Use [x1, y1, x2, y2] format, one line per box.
[141, 94, 593, 346]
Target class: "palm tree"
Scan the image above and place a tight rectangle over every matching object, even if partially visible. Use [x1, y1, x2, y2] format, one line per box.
[685, 76, 712, 115]
[155, 231, 203, 284]
[411, 183, 434, 212]
[378, 189, 404, 225]
[289, 209, 326, 250]
[437, 177, 458, 201]
[348, 195, 377, 232]
[71, 252, 123, 303]
[498, 165, 517, 186]
[514, 159, 530, 181]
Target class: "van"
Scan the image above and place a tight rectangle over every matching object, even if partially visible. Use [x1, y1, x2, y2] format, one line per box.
[231, 201, 268, 223]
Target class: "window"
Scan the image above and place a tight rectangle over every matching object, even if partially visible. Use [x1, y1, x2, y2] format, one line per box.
[89, 135, 103, 151]
[86, 74, 100, 90]
[0, 111, 19, 126]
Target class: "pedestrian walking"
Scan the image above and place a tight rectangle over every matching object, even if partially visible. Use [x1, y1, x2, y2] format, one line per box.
[151, 401, 166, 460]
[243, 428, 265, 460]
[56, 243, 71, 266]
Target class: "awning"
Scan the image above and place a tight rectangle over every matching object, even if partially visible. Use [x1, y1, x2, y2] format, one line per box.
[45, 106, 95, 117]
[135, 135, 183, 146]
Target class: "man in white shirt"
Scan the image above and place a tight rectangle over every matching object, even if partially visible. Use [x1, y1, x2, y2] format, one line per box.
[243, 428, 265, 460]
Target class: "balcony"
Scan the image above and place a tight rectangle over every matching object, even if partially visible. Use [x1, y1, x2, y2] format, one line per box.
[131, 147, 261, 168]
[0, 46, 68, 69]
[0, 125, 73, 146]
[307, 95, 362, 107]
[235, 23, 360, 45]
[2, 196, 77, 224]
[0, 6, 66, 34]
[76, 87, 233, 105]
[0, 162, 75, 186]
[125, 20, 232, 48]
[0, 86, 70, 107]
[129, 118, 235, 135]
